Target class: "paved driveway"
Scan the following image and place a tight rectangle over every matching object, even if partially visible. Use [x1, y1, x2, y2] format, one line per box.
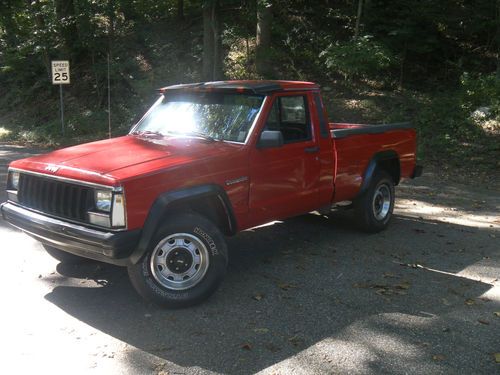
[0, 143, 499, 374]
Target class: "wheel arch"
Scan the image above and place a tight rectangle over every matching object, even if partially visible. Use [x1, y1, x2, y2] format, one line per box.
[357, 150, 400, 198]
[129, 184, 236, 264]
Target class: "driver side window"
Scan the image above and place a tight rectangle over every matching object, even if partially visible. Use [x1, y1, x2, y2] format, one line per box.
[264, 95, 311, 143]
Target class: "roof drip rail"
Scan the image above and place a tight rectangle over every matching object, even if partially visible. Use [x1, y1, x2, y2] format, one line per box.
[157, 81, 316, 95]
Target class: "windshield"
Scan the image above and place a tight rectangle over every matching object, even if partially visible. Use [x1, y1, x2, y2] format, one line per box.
[131, 92, 265, 143]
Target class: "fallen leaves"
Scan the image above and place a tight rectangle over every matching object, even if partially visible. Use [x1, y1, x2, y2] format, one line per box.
[395, 281, 411, 290]
[353, 280, 411, 296]
[432, 354, 445, 361]
[253, 328, 269, 334]
[241, 343, 252, 351]
[252, 293, 264, 301]
[265, 343, 281, 353]
[288, 335, 304, 347]
[477, 319, 490, 325]
[494, 312, 500, 317]
[278, 282, 297, 291]
[494, 353, 500, 363]
[383, 272, 397, 278]
[464, 299, 476, 306]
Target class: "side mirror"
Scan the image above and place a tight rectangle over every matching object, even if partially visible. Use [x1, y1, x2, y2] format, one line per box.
[257, 130, 284, 149]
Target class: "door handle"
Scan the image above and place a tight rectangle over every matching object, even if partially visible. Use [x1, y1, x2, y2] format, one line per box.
[304, 146, 320, 153]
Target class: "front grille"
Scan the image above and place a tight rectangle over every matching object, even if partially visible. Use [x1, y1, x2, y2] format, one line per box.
[17, 173, 95, 223]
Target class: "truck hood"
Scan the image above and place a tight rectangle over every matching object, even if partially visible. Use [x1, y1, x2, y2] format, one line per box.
[11, 135, 243, 183]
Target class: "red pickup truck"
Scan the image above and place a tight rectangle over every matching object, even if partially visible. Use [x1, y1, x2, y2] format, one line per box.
[1, 80, 421, 307]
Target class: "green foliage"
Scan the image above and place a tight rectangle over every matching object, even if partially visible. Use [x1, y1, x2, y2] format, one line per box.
[377, 73, 499, 170]
[320, 36, 396, 80]
[459, 73, 500, 113]
[0, 0, 498, 174]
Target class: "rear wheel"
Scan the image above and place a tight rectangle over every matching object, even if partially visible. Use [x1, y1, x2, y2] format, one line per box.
[43, 244, 89, 264]
[355, 170, 395, 233]
[128, 212, 228, 308]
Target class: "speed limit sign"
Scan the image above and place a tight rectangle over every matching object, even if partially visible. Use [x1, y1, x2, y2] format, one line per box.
[51, 60, 70, 85]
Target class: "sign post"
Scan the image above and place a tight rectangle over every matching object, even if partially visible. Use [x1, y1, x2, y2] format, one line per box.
[51, 60, 70, 135]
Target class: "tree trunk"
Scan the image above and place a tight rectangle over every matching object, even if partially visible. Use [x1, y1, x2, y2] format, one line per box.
[202, 0, 223, 81]
[496, 0, 500, 80]
[31, 0, 51, 80]
[177, 0, 184, 21]
[354, 0, 363, 39]
[211, 1, 223, 80]
[399, 42, 407, 90]
[202, 2, 214, 81]
[55, 0, 79, 56]
[255, 0, 273, 77]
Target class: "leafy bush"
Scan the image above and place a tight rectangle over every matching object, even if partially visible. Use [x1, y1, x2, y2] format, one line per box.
[320, 36, 396, 80]
[459, 73, 500, 114]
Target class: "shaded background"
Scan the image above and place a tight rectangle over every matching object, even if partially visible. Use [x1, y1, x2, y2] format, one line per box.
[0, 0, 498, 182]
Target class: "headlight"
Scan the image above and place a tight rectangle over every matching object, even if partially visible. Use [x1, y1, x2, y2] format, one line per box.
[7, 171, 20, 190]
[88, 189, 126, 228]
[95, 190, 112, 212]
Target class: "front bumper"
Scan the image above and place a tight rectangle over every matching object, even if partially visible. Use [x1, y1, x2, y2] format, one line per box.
[1, 202, 140, 266]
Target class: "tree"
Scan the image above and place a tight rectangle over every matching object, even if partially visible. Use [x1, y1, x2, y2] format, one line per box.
[202, 0, 224, 81]
[255, 0, 273, 76]
[31, 0, 51, 79]
[354, 0, 363, 39]
[54, 0, 79, 56]
[496, 0, 500, 80]
[177, 0, 185, 21]
[0, 0, 20, 49]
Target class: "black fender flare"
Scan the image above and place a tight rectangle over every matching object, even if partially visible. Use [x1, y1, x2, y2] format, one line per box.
[129, 184, 237, 264]
[356, 150, 399, 198]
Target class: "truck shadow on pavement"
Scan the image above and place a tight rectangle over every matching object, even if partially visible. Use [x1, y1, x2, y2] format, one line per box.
[44, 212, 500, 374]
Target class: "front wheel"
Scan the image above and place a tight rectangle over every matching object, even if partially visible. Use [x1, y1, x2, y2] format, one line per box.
[354, 170, 395, 233]
[127, 212, 228, 308]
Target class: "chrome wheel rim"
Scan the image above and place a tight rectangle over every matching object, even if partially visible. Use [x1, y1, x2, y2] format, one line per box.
[150, 233, 209, 290]
[372, 184, 391, 221]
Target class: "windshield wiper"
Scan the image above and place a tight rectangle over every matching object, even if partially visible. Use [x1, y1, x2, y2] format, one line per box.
[131, 130, 164, 137]
[133, 129, 217, 142]
[184, 131, 216, 142]
[166, 130, 216, 142]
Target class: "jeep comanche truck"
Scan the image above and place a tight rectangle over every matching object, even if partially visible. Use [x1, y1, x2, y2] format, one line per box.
[1, 80, 422, 307]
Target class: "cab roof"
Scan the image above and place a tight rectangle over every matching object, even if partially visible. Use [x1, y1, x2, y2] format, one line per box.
[158, 80, 319, 95]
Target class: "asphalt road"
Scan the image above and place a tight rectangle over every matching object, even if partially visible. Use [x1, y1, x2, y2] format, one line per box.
[0, 143, 499, 375]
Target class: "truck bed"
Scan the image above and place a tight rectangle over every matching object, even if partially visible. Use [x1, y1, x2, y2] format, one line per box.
[330, 122, 414, 138]
[329, 122, 417, 202]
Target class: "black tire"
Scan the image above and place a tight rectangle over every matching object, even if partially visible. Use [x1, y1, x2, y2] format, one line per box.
[43, 244, 89, 264]
[354, 170, 395, 233]
[128, 212, 228, 308]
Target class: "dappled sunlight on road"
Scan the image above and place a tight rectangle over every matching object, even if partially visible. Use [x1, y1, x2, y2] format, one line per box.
[396, 198, 500, 229]
[257, 313, 451, 375]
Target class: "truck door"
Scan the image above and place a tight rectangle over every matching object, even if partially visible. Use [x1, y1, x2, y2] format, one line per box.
[248, 92, 321, 223]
